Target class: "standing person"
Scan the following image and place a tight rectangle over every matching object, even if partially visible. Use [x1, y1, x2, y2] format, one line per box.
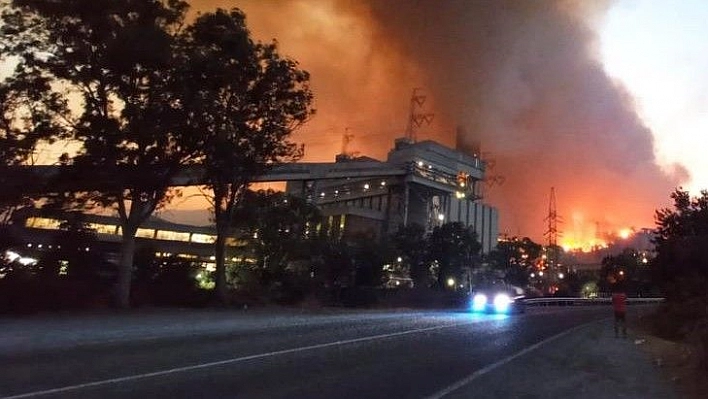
[612, 284, 628, 338]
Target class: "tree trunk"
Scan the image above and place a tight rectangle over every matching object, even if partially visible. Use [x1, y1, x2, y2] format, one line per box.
[214, 229, 229, 304]
[115, 225, 138, 308]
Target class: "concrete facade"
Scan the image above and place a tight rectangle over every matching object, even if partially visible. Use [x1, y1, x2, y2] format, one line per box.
[287, 138, 499, 253]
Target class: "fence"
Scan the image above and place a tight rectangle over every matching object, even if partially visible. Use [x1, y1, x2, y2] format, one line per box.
[523, 297, 665, 307]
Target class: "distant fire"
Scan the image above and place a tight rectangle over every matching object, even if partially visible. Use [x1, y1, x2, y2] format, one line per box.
[561, 238, 608, 253]
[560, 225, 637, 253]
[181, 1, 684, 241]
[618, 228, 632, 240]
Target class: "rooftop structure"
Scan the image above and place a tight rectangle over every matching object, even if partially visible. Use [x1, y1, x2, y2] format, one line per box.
[287, 138, 499, 253]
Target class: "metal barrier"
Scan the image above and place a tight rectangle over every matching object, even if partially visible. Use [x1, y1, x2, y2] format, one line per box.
[523, 297, 665, 307]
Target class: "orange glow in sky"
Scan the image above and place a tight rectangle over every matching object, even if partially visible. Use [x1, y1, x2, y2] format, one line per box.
[3, 1, 693, 241]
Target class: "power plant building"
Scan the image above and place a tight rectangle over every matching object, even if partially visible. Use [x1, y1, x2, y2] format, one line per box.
[286, 138, 499, 253]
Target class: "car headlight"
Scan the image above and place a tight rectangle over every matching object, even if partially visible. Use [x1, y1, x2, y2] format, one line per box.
[472, 293, 487, 311]
[493, 293, 512, 313]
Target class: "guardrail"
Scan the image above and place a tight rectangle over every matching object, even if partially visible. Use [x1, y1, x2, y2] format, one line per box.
[523, 297, 665, 307]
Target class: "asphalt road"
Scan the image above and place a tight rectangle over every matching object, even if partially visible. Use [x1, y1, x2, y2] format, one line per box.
[0, 306, 612, 399]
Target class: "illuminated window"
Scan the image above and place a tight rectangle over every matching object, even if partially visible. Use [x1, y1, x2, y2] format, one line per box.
[136, 228, 156, 239]
[339, 214, 346, 230]
[25, 217, 61, 230]
[89, 223, 119, 235]
[155, 230, 190, 242]
[191, 233, 216, 244]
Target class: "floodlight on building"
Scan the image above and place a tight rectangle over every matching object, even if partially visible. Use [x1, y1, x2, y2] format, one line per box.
[438, 214, 445, 221]
[364, 183, 370, 190]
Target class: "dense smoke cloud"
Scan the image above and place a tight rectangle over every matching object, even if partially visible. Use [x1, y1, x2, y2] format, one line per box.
[189, 0, 686, 243]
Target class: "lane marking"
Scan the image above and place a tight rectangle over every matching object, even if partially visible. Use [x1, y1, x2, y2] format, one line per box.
[424, 318, 606, 399]
[2, 320, 478, 399]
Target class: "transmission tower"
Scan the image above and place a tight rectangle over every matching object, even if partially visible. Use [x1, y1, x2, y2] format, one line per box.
[544, 187, 560, 247]
[404, 88, 434, 142]
[544, 187, 563, 273]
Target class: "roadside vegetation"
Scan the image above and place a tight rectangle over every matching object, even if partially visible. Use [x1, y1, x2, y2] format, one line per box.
[646, 189, 708, 373]
[0, 0, 312, 308]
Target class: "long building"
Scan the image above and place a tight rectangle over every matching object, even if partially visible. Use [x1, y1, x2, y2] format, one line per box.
[287, 138, 499, 253]
[5, 138, 500, 258]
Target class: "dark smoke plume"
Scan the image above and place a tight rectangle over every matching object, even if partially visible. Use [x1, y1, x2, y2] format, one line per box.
[190, 0, 686, 244]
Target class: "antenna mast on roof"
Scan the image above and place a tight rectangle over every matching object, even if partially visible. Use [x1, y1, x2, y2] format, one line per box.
[404, 88, 434, 142]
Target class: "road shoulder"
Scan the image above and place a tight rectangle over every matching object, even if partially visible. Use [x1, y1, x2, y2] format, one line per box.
[442, 318, 679, 399]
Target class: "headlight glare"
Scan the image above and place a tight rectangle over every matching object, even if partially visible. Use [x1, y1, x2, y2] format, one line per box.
[493, 293, 512, 313]
[472, 293, 487, 312]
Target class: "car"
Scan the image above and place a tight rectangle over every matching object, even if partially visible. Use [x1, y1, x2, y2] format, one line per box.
[470, 284, 526, 314]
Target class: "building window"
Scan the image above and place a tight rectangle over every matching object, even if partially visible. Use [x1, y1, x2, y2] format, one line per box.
[155, 230, 190, 242]
[89, 223, 119, 235]
[191, 233, 216, 244]
[25, 217, 61, 230]
[136, 228, 156, 239]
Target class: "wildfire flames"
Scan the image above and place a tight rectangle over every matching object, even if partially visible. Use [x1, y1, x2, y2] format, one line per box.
[187, 0, 687, 242]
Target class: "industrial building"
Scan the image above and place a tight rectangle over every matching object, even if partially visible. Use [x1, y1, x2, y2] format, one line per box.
[287, 138, 499, 253]
[4, 138, 500, 261]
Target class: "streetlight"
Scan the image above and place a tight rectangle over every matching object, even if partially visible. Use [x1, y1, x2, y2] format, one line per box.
[447, 277, 455, 287]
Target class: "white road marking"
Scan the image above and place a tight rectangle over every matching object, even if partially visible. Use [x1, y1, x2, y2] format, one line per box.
[2, 320, 478, 399]
[424, 319, 605, 399]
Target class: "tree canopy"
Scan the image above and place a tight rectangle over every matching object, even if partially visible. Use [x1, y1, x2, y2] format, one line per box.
[653, 188, 708, 302]
[1, 1, 313, 307]
[427, 222, 481, 289]
[177, 8, 313, 303]
[487, 236, 542, 288]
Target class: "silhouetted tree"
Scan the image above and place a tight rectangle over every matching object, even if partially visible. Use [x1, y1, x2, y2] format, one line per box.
[427, 222, 481, 289]
[599, 248, 652, 295]
[0, 7, 68, 220]
[36, 212, 106, 281]
[654, 188, 708, 301]
[487, 236, 542, 287]
[234, 190, 321, 299]
[392, 223, 430, 287]
[177, 9, 313, 303]
[349, 233, 391, 287]
[2, 0, 204, 308]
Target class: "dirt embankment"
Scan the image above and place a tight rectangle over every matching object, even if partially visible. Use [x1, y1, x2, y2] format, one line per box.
[633, 312, 707, 399]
